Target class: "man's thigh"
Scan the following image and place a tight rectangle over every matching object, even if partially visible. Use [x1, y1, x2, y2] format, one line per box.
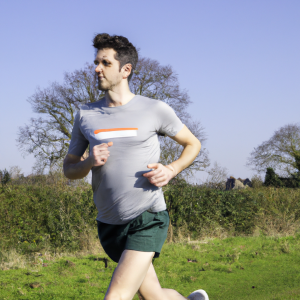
[105, 250, 155, 300]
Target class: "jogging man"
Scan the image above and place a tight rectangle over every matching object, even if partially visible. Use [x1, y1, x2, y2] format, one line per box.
[63, 33, 209, 300]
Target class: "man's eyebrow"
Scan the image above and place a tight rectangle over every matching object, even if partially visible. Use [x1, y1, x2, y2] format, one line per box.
[94, 56, 111, 63]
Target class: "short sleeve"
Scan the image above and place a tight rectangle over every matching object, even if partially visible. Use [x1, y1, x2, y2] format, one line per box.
[68, 112, 89, 156]
[156, 101, 184, 137]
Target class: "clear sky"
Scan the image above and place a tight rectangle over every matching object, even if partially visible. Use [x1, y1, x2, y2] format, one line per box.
[0, 0, 299, 182]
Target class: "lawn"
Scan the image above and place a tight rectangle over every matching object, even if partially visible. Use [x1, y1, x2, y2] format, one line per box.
[1, 235, 300, 299]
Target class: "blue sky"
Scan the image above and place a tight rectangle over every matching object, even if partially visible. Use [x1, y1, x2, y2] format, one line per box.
[0, 0, 299, 181]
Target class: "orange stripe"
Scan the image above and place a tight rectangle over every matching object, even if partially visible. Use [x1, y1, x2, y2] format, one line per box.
[94, 128, 138, 134]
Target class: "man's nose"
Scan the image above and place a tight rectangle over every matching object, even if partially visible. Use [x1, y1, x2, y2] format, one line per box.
[95, 64, 102, 73]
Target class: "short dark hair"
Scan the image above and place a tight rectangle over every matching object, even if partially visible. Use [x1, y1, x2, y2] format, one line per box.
[93, 33, 138, 81]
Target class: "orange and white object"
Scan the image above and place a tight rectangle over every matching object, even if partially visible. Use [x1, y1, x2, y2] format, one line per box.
[94, 128, 138, 140]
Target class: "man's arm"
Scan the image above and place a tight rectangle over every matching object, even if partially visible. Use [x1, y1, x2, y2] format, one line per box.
[143, 125, 201, 187]
[63, 142, 113, 180]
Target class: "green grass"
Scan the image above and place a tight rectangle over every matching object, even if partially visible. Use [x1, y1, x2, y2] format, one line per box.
[156, 235, 300, 299]
[1, 235, 300, 299]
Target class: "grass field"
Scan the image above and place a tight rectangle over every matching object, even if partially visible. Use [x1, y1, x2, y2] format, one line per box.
[1, 234, 300, 299]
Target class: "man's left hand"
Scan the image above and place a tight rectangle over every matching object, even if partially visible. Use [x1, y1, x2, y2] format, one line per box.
[143, 163, 176, 187]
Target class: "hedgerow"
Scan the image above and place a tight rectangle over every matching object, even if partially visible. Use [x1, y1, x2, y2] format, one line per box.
[0, 183, 95, 253]
[165, 180, 300, 238]
[1, 179, 300, 253]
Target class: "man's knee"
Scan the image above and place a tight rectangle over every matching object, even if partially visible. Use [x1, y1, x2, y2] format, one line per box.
[104, 291, 131, 300]
[104, 294, 120, 300]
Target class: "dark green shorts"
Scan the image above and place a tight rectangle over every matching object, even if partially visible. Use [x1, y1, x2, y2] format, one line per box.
[97, 210, 169, 263]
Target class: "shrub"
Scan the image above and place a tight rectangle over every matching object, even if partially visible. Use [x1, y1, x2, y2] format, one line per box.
[1, 177, 300, 252]
[251, 174, 264, 189]
[0, 169, 11, 186]
[264, 167, 300, 188]
[165, 181, 259, 235]
[0, 183, 96, 253]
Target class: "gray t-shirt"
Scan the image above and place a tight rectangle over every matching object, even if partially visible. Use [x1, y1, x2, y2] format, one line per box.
[68, 95, 184, 224]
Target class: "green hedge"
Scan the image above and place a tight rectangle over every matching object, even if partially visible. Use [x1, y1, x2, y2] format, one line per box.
[264, 167, 300, 188]
[0, 184, 95, 252]
[1, 181, 300, 252]
[165, 181, 300, 237]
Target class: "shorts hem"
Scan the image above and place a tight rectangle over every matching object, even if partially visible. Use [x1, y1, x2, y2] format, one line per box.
[124, 247, 161, 259]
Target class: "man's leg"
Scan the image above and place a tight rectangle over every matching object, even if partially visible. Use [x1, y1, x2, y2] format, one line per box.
[138, 263, 187, 300]
[104, 249, 188, 300]
[104, 250, 154, 300]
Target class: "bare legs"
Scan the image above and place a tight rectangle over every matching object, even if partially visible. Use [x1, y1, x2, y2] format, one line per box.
[139, 263, 188, 300]
[104, 250, 153, 300]
[104, 250, 187, 300]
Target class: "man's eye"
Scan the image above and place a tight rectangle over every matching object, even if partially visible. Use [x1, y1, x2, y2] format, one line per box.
[103, 61, 108, 65]
[94, 61, 98, 65]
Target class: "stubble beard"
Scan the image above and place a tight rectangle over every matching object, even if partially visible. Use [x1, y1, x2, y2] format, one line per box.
[98, 78, 111, 91]
[97, 76, 122, 92]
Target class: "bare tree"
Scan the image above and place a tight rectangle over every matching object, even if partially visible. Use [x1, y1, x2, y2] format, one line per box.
[247, 124, 300, 176]
[18, 57, 209, 175]
[17, 63, 103, 173]
[9, 166, 23, 179]
[202, 161, 229, 190]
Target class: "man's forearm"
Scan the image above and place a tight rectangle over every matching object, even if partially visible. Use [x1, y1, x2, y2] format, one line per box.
[64, 143, 112, 180]
[63, 156, 93, 180]
[167, 141, 201, 177]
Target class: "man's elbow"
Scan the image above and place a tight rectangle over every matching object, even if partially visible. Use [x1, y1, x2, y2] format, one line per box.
[190, 136, 201, 152]
[196, 139, 201, 153]
[184, 138, 201, 153]
[63, 167, 79, 180]
[63, 154, 82, 179]
[63, 158, 75, 179]
[63, 163, 72, 179]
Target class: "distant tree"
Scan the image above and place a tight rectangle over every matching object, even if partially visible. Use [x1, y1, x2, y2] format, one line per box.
[264, 167, 300, 188]
[18, 57, 209, 176]
[264, 167, 283, 187]
[247, 124, 300, 176]
[250, 174, 264, 189]
[202, 161, 228, 190]
[0, 169, 11, 186]
[9, 165, 23, 179]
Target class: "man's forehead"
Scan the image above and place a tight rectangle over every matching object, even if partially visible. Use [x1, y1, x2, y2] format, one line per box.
[96, 48, 117, 60]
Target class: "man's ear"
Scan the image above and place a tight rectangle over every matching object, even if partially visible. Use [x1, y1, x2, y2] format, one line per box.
[122, 63, 132, 79]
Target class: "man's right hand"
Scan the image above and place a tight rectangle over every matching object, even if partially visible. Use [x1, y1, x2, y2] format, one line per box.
[63, 142, 113, 180]
[90, 142, 113, 167]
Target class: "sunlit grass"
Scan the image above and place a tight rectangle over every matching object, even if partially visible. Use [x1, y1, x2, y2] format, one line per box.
[1, 234, 300, 299]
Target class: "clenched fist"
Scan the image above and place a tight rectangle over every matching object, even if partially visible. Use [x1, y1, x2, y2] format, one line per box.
[91, 142, 113, 167]
[143, 163, 177, 187]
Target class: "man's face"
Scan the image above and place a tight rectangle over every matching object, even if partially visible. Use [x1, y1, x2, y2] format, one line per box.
[94, 48, 123, 91]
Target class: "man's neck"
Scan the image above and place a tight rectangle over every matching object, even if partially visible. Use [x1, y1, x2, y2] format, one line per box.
[105, 82, 135, 107]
